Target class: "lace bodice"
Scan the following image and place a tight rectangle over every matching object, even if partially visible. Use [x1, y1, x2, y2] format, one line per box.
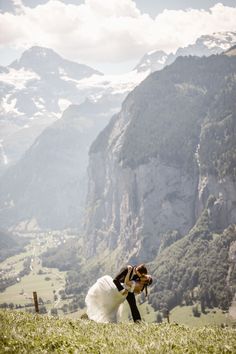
[122, 281, 136, 293]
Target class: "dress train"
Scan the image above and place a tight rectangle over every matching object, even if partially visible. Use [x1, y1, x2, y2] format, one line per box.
[85, 275, 126, 323]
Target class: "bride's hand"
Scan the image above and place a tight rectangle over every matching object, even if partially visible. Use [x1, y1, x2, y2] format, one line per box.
[127, 265, 132, 272]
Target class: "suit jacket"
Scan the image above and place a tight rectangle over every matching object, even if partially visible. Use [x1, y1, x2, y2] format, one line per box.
[113, 265, 144, 322]
[113, 265, 140, 291]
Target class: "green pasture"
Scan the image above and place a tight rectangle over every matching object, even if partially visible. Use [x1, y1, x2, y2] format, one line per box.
[116, 300, 235, 327]
[0, 234, 66, 307]
[1, 310, 236, 354]
[170, 305, 234, 327]
[118, 299, 157, 323]
[0, 267, 66, 305]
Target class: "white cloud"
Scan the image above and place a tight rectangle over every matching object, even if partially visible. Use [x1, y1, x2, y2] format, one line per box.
[0, 0, 236, 65]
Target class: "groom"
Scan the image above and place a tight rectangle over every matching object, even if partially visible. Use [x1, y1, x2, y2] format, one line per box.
[113, 263, 147, 322]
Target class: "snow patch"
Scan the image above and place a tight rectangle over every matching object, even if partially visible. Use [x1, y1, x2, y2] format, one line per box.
[158, 55, 167, 64]
[76, 70, 149, 95]
[147, 50, 157, 55]
[1, 95, 23, 115]
[90, 94, 103, 103]
[0, 68, 40, 90]
[59, 67, 68, 76]
[0, 141, 8, 165]
[32, 97, 45, 110]
[203, 32, 236, 50]
[204, 40, 231, 50]
[58, 98, 72, 112]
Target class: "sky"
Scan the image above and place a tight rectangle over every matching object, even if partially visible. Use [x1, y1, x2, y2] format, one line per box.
[0, 0, 236, 73]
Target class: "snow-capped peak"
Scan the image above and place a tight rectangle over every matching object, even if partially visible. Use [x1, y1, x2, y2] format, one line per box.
[201, 31, 236, 51]
[135, 31, 236, 74]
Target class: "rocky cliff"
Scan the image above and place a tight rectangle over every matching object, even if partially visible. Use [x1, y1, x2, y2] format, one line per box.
[83, 53, 236, 265]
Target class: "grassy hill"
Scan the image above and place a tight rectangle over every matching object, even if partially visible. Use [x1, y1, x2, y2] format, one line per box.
[1, 310, 236, 353]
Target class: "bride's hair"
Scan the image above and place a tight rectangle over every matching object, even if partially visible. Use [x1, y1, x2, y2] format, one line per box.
[146, 275, 152, 286]
[143, 275, 153, 297]
[136, 264, 147, 274]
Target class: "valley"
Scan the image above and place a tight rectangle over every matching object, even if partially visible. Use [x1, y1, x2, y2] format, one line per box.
[1, 233, 235, 327]
[0, 232, 83, 317]
[0, 31, 236, 330]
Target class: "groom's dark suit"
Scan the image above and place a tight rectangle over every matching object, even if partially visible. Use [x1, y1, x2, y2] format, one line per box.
[113, 266, 141, 322]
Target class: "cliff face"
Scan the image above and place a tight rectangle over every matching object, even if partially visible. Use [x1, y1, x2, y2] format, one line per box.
[83, 54, 236, 264]
[85, 152, 198, 262]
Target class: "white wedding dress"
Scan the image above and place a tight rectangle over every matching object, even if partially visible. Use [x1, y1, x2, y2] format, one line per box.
[85, 275, 126, 323]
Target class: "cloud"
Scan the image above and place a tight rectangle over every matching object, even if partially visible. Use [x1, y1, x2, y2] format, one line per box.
[0, 0, 236, 65]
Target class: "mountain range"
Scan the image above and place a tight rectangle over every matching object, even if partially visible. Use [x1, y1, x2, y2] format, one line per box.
[135, 31, 236, 73]
[84, 49, 236, 259]
[80, 48, 236, 312]
[1, 30, 236, 316]
[0, 48, 146, 230]
[0, 31, 235, 232]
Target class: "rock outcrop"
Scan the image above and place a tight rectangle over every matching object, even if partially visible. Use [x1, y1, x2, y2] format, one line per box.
[83, 53, 236, 264]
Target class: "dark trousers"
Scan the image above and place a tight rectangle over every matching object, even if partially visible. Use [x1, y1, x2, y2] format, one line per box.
[113, 277, 141, 322]
[126, 292, 141, 322]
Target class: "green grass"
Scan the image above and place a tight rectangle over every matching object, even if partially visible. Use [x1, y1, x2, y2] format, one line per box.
[119, 301, 235, 328]
[1, 310, 236, 353]
[0, 269, 66, 305]
[119, 300, 158, 323]
[170, 306, 233, 328]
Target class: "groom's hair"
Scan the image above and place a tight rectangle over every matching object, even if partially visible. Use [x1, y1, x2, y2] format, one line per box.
[136, 264, 147, 275]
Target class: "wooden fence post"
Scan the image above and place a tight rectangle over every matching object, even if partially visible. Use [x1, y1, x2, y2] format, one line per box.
[33, 291, 39, 313]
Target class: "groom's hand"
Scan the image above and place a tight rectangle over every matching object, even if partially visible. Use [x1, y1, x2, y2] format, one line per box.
[120, 289, 128, 296]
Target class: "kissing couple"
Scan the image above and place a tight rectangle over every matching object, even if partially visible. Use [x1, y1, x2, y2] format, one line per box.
[85, 263, 152, 323]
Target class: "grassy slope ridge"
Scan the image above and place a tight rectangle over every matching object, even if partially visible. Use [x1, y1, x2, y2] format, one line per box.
[1, 310, 236, 354]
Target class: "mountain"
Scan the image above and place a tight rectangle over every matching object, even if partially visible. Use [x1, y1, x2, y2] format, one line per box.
[0, 100, 118, 230]
[81, 52, 236, 309]
[149, 211, 236, 313]
[134, 50, 168, 73]
[0, 46, 103, 175]
[0, 46, 148, 178]
[0, 46, 149, 231]
[1, 32, 235, 232]
[9, 46, 101, 80]
[0, 229, 28, 261]
[135, 31, 236, 73]
[2, 32, 235, 173]
[225, 45, 236, 57]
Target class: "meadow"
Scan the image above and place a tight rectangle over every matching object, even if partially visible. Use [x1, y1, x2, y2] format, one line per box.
[0, 233, 66, 309]
[1, 310, 236, 353]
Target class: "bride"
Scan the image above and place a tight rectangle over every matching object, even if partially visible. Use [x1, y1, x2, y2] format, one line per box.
[85, 266, 152, 323]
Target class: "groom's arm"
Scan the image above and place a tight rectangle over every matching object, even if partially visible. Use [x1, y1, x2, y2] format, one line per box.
[113, 266, 128, 291]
